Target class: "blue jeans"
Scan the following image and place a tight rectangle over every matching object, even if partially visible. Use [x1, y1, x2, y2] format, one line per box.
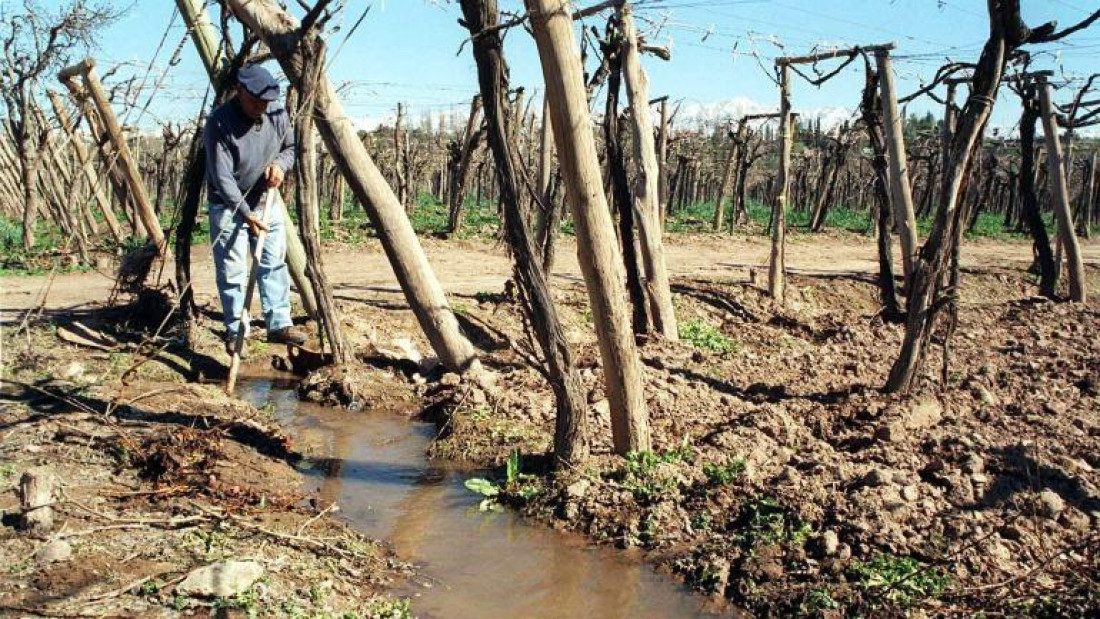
[208, 195, 293, 339]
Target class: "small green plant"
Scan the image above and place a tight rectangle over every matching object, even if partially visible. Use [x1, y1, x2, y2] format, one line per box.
[214, 585, 263, 617]
[464, 477, 502, 512]
[802, 588, 841, 612]
[702, 459, 746, 485]
[366, 596, 412, 619]
[184, 528, 231, 561]
[451, 302, 470, 316]
[736, 496, 812, 547]
[0, 463, 16, 480]
[171, 593, 191, 611]
[140, 579, 162, 596]
[679, 319, 738, 354]
[852, 554, 950, 607]
[619, 447, 690, 501]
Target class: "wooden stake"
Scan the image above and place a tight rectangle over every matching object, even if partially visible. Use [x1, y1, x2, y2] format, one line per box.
[617, 1, 678, 340]
[769, 63, 792, 303]
[19, 467, 54, 535]
[47, 90, 124, 242]
[874, 49, 919, 284]
[526, 0, 650, 453]
[59, 59, 169, 261]
[1038, 78, 1087, 302]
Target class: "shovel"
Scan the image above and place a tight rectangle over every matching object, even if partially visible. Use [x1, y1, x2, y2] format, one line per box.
[226, 189, 276, 394]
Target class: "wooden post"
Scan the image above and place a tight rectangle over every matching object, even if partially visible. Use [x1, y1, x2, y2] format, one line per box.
[59, 59, 169, 261]
[47, 89, 124, 242]
[1038, 78, 1086, 303]
[534, 97, 555, 253]
[19, 468, 54, 535]
[394, 102, 409, 208]
[874, 49, 919, 284]
[657, 98, 669, 226]
[617, 1, 678, 340]
[770, 63, 792, 302]
[1083, 153, 1097, 239]
[712, 120, 742, 232]
[226, 0, 479, 372]
[526, 0, 650, 454]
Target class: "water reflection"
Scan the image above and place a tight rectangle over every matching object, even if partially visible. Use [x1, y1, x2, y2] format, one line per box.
[241, 379, 728, 619]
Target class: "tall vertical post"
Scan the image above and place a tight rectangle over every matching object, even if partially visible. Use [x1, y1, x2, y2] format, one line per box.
[875, 49, 919, 284]
[616, 1, 678, 340]
[525, 0, 650, 453]
[1038, 78, 1086, 302]
[769, 62, 792, 302]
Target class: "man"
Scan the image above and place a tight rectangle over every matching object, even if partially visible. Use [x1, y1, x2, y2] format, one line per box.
[205, 64, 307, 356]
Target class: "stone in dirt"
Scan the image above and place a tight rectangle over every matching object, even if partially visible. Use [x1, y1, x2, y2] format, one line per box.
[35, 540, 72, 565]
[1038, 490, 1065, 519]
[176, 560, 264, 598]
[819, 530, 840, 556]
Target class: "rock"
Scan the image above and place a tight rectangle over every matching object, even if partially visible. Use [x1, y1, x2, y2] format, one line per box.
[439, 372, 462, 387]
[905, 397, 943, 430]
[564, 479, 591, 500]
[35, 540, 71, 564]
[962, 455, 985, 474]
[177, 561, 264, 598]
[864, 469, 893, 487]
[901, 485, 919, 502]
[61, 362, 85, 381]
[468, 387, 487, 405]
[975, 386, 998, 406]
[1038, 490, 1065, 519]
[820, 530, 840, 556]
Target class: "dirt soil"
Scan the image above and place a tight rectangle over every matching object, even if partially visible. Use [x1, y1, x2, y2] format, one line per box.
[0, 291, 416, 618]
[2, 232, 1099, 618]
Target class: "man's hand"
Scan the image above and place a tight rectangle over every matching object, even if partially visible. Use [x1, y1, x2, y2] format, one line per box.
[245, 214, 270, 236]
[265, 164, 285, 188]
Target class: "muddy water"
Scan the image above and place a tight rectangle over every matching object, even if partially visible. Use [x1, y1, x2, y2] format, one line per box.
[240, 378, 724, 619]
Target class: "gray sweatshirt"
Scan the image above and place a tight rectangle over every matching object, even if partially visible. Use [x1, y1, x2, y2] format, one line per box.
[204, 98, 295, 217]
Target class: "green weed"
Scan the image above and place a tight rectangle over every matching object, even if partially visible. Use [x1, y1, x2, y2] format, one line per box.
[679, 319, 738, 354]
[702, 459, 746, 485]
[735, 496, 812, 547]
[852, 554, 950, 607]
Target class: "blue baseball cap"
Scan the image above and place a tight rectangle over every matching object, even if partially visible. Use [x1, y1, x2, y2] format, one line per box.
[237, 64, 281, 102]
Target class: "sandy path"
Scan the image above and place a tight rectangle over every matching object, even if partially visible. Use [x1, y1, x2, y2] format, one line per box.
[2, 233, 1098, 321]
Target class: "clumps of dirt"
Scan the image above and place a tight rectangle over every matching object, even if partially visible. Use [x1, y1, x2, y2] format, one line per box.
[297, 362, 420, 413]
[0, 375, 412, 617]
[428, 268, 1100, 617]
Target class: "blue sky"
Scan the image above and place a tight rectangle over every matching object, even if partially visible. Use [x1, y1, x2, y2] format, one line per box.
[92, 0, 1100, 133]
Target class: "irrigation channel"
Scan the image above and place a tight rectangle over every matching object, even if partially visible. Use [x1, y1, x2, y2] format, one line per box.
[238, 377, 724, 619]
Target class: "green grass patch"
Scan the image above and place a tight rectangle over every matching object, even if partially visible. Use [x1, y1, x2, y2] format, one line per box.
[679, 319, 738, 354]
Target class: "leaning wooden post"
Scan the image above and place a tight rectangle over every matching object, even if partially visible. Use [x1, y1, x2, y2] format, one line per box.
[59, 58, 170, 261]
[1037, 77, 1086, 303]
[874, 48, 919, 285]
[46, 89, 124, 242]
[617, 1, 678, 340]
[526, 0, 650, 453]
[769, 61, 792, 303]
[226, 0, 478, 372]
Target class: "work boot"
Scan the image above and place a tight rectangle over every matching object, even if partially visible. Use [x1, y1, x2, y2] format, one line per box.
[268, 326, 308, 347]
